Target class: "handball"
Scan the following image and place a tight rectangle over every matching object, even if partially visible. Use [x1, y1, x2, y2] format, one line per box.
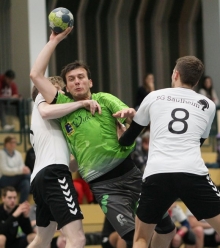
[48, 7, 74, 34]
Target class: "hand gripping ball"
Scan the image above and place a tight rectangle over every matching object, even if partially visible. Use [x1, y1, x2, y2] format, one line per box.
[48, 7, 74, 34]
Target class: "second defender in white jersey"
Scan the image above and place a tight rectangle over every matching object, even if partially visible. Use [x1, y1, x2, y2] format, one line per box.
[30, 93, 70, 182]
[114, 56, 220, 248]
[138, 87, 215, 179]
[28, 77, 101, 248]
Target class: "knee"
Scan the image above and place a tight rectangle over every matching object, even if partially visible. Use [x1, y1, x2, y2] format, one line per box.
[0, 235, 6, 247]
[171, 234, 182, 248]
[155, 214, 176, 235]
[192, 226, 204, 240]
[65, 230, 86, 248]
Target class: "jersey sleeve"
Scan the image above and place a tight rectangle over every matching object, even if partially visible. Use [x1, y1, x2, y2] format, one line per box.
[99, 93, 129, 123]
[56, 92, 73, 104]
[202, 105, 216, 139]
[133, 92, 152, 126]
[35, 93, 46, 106]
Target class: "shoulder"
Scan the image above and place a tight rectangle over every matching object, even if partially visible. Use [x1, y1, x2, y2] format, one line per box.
[92, 92, 114, 99]
[92, 92, 122, 102]
[57, 92, 73, 103]
[196, 91, 215, 106]
[34, 93, 46, 107]
[195, 92, 216, 112]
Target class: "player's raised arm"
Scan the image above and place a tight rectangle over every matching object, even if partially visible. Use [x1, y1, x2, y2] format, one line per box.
[30, 28, 73, 103]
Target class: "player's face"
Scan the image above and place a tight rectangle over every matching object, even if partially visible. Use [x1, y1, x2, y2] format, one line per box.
[5, 138, 17, 152]
[65, 68, 93, 100]
[2, 191, 17, 211]
[4, 76, 13, 85]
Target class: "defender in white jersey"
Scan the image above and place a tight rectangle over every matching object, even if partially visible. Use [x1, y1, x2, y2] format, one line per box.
[115, 56, 220, 248]
[28, 77, 101, 248]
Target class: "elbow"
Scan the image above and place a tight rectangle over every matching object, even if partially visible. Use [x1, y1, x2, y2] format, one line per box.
[30, 70, 43, 85]
[30, 70, 37, 81]
[39, 109, 50, 119]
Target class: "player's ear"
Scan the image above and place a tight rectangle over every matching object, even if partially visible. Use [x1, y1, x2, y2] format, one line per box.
[66, 86, 70, 92]
[174, 70, 179, 80]
[89, 79, 93, 88]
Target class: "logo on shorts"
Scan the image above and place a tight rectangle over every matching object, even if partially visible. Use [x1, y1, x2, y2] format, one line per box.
[65, 122, 74, 135]
[206, 175, 220, 197]
[198, 99, 209, 111]
[58, 177, 78, 215]
[116, 214, 127, 226]
[101, 195, 109, 214]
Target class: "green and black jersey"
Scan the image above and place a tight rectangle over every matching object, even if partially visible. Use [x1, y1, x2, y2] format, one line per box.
[57, 92, 135, 182]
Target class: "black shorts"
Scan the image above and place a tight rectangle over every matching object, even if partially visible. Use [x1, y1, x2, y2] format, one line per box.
[204, 232, 220, 247]
[137, 173, 220, 223]
[89, 167, 142, 237]
[6, 236, 28, 248]
[90, 166, 174, 237]
[31, 164, 83, 229]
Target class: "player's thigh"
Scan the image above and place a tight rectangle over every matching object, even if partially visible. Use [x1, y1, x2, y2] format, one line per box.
[90, 169, 141, 237]
[44, 165, 84, 229]
[136, 173, 177, 224]
[179, 173, 220, 220]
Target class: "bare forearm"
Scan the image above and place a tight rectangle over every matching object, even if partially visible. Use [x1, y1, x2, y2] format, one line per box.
[30, 40, 58, 80]
[30, 40, 59, 103]
[39, 101, 84, 119]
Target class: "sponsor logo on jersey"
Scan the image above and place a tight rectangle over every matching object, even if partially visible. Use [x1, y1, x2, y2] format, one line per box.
[65, 122, 74, 135]
[198, 99, 209, 111]
[157, 95, 200, 108]
[72, 111, 92, 128]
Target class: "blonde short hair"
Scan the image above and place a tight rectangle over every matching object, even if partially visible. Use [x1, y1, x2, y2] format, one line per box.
[31, 76, 65, 101]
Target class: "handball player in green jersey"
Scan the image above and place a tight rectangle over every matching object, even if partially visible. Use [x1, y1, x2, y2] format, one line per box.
[30, 27, 176, 248]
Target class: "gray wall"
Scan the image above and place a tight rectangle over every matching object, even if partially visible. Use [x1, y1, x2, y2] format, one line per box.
[11, 0, 30, 99]
[1, 0, 220, 105]
[202, 0, 220, 100]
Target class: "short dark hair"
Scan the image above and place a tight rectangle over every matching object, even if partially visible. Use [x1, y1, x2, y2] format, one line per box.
[1, 186, 17, 197]
[5, 70, 15, 79]
[175, 56, 204, 87]
[60, 60, 91, 85]
[4, 135, 16, 146]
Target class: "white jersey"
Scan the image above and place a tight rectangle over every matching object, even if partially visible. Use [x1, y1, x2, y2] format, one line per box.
[134, 88, 216, 179]
[30, 94, 70, 182]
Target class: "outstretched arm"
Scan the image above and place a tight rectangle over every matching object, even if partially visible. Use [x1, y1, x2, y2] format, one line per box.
[38, 99, 101, 119]
[113, 108, 136, 124]
[30, 28, 73, 103]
